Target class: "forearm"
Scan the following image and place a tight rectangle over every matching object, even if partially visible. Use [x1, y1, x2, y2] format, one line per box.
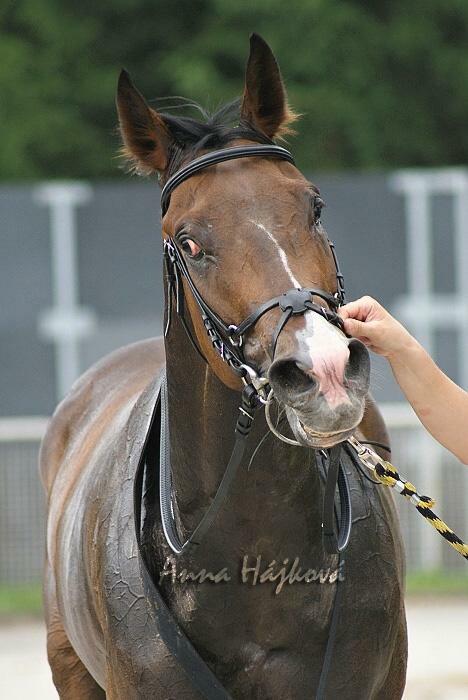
[388, 338, 468, 464]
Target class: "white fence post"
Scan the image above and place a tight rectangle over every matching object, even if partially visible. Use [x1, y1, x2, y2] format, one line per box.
[34, 182, 97, 401]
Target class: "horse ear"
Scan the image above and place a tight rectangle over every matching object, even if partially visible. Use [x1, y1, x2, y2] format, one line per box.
[116, 69, 172, 175]
[241, 34, 296, 140]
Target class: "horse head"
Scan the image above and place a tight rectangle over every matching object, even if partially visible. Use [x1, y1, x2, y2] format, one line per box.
[116, 33, 370, 449]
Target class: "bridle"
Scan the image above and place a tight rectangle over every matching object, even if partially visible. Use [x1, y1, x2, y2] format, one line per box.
[153, 143, 353, 700]
[162, 144, 346, 404]
[159, 143, 351, 564]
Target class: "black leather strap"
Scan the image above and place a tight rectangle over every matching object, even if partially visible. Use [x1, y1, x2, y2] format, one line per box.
[315, 552, 346, 699]
[161, 144, 295, 215]
[133, 384, 233, 699]
[321, 445, 352, 555]
[232, 287, 340, 340]
[159, 371, 257, 555]
[134, 378, 352, 699]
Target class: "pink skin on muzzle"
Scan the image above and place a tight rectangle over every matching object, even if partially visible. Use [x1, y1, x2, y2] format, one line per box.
[296, 311, 352, 409]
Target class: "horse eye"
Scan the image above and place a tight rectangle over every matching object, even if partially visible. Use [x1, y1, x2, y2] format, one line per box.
[181, 238, 203, 259]
[313, 197, 324, 223]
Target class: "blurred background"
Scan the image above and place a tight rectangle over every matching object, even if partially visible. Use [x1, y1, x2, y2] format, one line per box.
[2, 1, 468, 698]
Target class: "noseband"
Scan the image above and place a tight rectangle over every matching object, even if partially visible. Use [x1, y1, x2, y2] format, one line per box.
[162, 144, 346, 401]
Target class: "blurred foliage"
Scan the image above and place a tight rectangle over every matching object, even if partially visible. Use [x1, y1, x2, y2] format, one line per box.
[2, 0, 468, 179]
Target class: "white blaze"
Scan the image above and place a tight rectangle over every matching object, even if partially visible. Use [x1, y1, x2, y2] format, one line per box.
[249, 220, 301, 288]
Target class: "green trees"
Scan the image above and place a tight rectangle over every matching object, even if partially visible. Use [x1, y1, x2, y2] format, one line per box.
[2, 0, 468, 179]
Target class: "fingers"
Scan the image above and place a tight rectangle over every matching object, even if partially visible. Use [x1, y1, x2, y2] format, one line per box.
[338, 296, 382, 322]
[341, 317, 374, 343]
[338, 296, 409, 357]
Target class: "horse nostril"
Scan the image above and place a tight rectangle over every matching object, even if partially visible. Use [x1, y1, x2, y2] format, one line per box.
[268, 358, 317, 403]
[345, 339, 370, 387]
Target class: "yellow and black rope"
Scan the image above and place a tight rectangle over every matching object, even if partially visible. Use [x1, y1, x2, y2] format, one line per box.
[348, 436, 468, 561]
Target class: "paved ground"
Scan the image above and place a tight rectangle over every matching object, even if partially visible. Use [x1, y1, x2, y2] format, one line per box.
[1, 597, 468, 699]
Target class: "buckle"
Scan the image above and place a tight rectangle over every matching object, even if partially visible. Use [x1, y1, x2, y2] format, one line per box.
[164, 238, 176, 263]
[240, 364, 270, 404]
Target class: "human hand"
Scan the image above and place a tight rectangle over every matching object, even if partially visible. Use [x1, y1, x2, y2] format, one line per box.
[338, 296, 413, 358]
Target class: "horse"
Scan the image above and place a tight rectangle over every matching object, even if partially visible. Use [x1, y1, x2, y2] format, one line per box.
[41, 33, 407, 699]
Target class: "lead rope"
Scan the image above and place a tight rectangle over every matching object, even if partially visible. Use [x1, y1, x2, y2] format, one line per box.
[348, 436, 468, 561]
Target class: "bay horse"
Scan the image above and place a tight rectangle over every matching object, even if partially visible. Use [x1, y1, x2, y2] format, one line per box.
[41, 34, 407, 699]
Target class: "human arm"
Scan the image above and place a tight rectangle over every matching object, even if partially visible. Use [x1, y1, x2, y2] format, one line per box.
[338, 296, 468, 464]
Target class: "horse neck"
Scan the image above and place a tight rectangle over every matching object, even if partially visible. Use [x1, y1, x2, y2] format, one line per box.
[164, 315, 325, 554]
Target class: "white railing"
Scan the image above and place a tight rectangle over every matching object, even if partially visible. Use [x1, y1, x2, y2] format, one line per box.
[0, 408, 465, 579]
[0, 417, 49, 583]
[379, 402, 420, 428]
[0, 416, 49, 442]
[380, 405, 468, 572]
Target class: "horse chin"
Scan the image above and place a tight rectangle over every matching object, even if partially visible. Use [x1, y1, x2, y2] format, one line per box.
[285, 406, 362, 449]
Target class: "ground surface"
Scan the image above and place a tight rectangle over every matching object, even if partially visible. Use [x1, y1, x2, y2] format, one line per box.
[1, 597, 468, 699]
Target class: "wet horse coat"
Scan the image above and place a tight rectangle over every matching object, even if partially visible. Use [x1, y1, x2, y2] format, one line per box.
[41, 34, 407, 699]
[42, 337, 407, 698]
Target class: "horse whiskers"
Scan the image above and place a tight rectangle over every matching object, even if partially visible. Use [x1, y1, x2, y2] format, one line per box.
[247, 406, 288, 471]
[247, 430, 272, 471]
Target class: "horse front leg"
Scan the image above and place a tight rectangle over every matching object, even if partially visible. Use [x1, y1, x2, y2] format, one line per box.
[44, 564, 106, 700]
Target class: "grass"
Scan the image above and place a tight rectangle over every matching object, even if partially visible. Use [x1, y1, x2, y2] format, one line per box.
[406, 570, 468, 596]
[0, 584, 43, 618]
[0, 571, 466, 618]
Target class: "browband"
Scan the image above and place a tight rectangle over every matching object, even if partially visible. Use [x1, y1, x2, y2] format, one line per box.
[160, 144, 295, 216]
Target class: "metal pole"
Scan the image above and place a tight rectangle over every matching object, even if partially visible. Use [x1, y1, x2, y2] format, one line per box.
[35, 182, 97, 400]
[390, 173, 441, 570]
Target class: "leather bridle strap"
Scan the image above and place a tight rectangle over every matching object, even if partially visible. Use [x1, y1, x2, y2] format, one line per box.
[160, 144, 296, 216]
[165, 237, 345, 379]
[231, 287, 341, 340]
[161, 143, 347, 393]
[230, 287, 344, 358]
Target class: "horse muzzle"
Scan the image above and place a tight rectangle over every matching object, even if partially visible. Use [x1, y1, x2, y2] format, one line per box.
[267, 337, 370, 448]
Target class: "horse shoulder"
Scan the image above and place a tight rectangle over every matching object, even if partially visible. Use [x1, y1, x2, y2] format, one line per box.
[40, 337, 165, 497]
[41, 337, 167, 689]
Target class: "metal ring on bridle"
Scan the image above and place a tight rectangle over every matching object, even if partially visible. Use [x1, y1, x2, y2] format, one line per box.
[228, 324, 243, 347]
[241, 364, 269, 403]
[264, 390, 302, 446]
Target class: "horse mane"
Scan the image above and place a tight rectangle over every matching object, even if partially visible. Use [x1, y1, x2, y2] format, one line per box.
[122, 96, 298, 180]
